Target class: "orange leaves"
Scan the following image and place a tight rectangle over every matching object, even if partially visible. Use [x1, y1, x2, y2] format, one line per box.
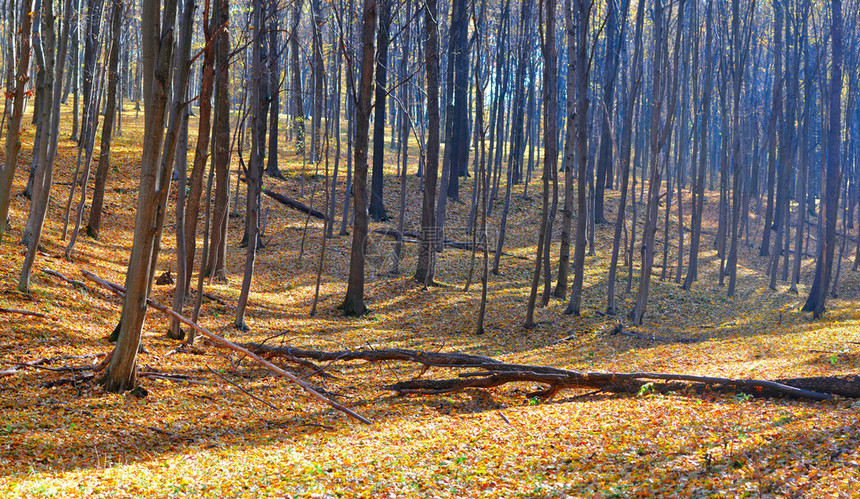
[2, 100, 860, 498]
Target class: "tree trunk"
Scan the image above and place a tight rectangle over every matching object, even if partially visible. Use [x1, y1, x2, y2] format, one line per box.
[553, 0, 576, 299]
[289, 0, 304, 151]
[565, 0, 591, 316]
[235, 0, 266, 330]
[803, 0, 842, 317]
[415, 0, 440, 286]
[607, 0, 645, 314]
[369, 0, 391, 221]
[593, 0, 619, 225]
[18, 0, 74, 291]
[309, 0, 323, 164]
[206, 0, 231, 281]
[341, 0, 377, 316]
[265, 5, 283, 179]
[760, 3, 782, 257]
[83, 0, 123, 240]
[525, 0, 556, 328]
[630, 0, 685, 324]
[0, 0, 33, 244]
[181, 0, 215, 296]
[103, 0, 180, 392]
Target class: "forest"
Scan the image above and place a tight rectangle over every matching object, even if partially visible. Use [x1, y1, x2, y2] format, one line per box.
[0, 0, 859, 494]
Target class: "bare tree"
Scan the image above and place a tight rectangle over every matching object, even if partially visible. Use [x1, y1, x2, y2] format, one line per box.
[803, 0, 843, 317]
[103, 0, 181, 392]
[525, 0, 557, 328]
[341, 0, 377, 316]
[18, 0, 74, 292]
[607, 0, 645, 313]
[235, 0, 267, 330]
[415, 0, 440, 287]
[0, 0, 33, 244]
[564, 0, 591, 316]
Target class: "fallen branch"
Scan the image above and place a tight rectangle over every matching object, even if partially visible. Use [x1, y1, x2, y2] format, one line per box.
[139, 372, 213, 386]
[0, 354, 104, 376]
[238, 343, 336, 378]
[81, 270, 371, 425]
[239, 342, 505, 368]
[373, 229, 529, 260]
[243, 179, 328, 221]
[0, 307, 46, 318]
[241, 344, 844, 401]
[40, 373, 95, 388]
[43, 268, 93, 292]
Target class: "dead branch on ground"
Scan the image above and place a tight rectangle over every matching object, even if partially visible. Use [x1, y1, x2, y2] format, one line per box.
[80, 270, 371, 425]
[240, 343, 854, 401]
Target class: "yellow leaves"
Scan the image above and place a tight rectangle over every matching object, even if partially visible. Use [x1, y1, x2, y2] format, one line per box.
[1, 102, 860, 498]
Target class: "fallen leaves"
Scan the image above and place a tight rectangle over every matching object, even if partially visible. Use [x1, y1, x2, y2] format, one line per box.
[0, 103, 859, 497]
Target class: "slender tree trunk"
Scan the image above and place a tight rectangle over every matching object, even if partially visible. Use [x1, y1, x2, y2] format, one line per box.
[235, 0, 266, 330]
[760, 3, 782, 257]
[565, 0, 591, 316]
[683, 0, 713, 290]
[181, 0, 214, 293]
[606, 0, 645, 314]
[525, 0, 556, 328]
[290, 0, 304, 152]
[726, 0, 748, 297]
[341, 0, 376, 315]
[0, 0, 33, 244]
[310, 0, 323, 164]
[19, 0, 74, 291]
[206, 0, 230, 281]
[415, 0, 440, 286]
[803, 0, 842, 317]
[631, 0, 685, 324]
[83, 0, 123, 240]
[553, 0, 577, 299]
[391, 0, 411, 272]
[369, 0, 391, 221]
[266, 5, 283, 179]
[594, 0, 619, 224]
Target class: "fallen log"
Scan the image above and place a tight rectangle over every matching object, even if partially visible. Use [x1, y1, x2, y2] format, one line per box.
[80, 270, 371, 425]
[240, 342, 505, 368]
[262, 188, 328, 221]
[372, 229, 529, 260]
[242, 343, 852, 401]
[43, 269, 92, 291]
[240, 176, 328, 221]
[0, 307, 46, 318]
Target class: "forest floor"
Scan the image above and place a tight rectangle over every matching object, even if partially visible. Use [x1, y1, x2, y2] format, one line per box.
[1, 106, 860, 497]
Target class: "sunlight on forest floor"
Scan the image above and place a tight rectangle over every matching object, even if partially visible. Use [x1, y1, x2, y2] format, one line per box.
[2, 105, 860, 497]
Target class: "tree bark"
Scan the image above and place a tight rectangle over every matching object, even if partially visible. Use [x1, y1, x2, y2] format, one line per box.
[341, 0, 377, 316]
[607, 0, 645, 313]
[206, 0, 230, 281]
[103, 0, 180, 392]
[83, 0, 123, 240]
[0, 0, 33, 244]
[415, 0, 440, 286]
[525, 0, 556, 328]
[803, 0, 842, 317]
[565, 0, 591, 316]
[235, 0, 266, 330]
[369, 0, 391, 221]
